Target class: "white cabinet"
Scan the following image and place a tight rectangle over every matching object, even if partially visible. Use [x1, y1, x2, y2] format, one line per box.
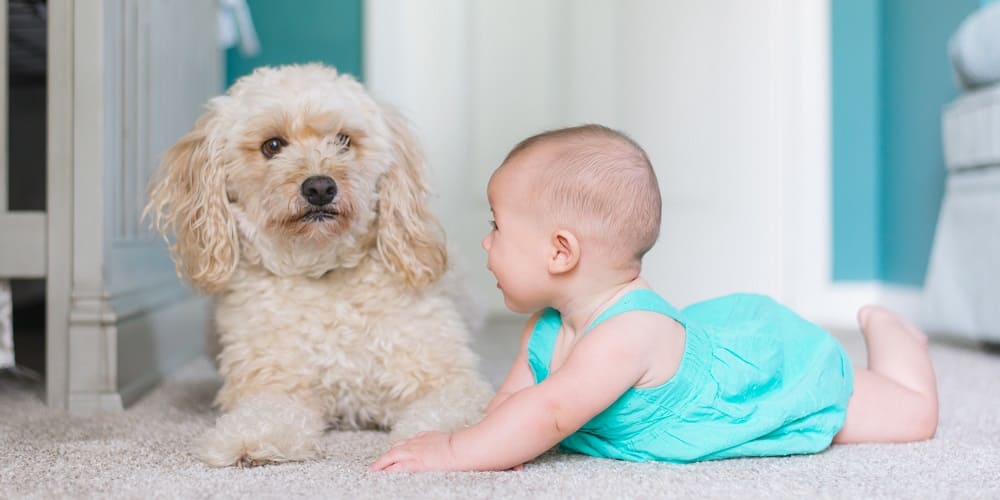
[1, 0, 221, 412]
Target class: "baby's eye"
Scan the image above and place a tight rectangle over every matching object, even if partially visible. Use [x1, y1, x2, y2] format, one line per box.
[488, 219, 498, 231]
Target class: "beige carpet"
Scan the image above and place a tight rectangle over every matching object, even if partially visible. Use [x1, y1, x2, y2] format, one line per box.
[1, 317, 999, 499]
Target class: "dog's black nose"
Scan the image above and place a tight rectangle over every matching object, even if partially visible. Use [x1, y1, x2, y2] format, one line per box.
[301, 176, 337, 206]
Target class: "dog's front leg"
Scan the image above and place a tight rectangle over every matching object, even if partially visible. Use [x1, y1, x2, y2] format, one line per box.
[389, 373, 494, 441]
[196, 393, 325, 467]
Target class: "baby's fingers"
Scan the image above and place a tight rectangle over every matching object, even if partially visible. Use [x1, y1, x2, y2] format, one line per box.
[384, 462, 416, 472]
[368, 456, 391, 471]
[369, 448, 407, 471]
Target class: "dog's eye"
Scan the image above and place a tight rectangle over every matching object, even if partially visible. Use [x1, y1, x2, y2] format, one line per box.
[334, 133, 351, 151]
[261, 137, 287, 159]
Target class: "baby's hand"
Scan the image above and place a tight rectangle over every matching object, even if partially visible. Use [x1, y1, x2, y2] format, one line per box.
[369, 431, 457, 472]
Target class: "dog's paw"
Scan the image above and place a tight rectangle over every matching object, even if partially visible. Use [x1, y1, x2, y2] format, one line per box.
[233, 455, 262, 468]
[233, 455, 272, 468]
[390, 375, 494, 441]
[196, 394, 325, 467]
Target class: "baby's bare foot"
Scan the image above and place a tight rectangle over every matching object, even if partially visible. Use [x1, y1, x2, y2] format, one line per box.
[858, 305, 929, 348]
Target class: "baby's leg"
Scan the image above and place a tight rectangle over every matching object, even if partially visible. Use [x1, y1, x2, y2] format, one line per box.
[833, 306, 938, 444]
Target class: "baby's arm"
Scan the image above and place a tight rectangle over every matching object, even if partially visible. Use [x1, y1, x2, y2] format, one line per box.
[371, 315, 652, 471]
[484, 311, 541, 415]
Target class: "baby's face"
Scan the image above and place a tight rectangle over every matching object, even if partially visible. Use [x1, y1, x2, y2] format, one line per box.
[482, 163, 553, 313]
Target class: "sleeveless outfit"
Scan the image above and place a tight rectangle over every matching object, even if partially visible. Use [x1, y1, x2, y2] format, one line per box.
[526, 290, 854, 463]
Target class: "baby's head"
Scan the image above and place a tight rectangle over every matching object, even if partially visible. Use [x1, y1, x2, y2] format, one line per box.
[491, 124, 661, 270]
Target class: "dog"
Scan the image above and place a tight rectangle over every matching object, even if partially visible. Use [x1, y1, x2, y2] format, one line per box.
[146, 63, 493, 467]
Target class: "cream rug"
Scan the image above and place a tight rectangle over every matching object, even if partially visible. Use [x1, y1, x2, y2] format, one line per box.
[1, 318, 998, 499]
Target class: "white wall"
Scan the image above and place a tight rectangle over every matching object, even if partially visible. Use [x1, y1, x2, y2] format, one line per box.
[618, 2, 790, 307]
[366, 1, 849, 324]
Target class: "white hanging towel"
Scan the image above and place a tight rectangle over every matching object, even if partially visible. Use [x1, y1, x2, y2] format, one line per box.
[218, 0, 261, 56]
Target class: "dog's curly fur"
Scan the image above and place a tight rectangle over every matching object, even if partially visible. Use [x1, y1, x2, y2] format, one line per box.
[145, 63, 493, 467]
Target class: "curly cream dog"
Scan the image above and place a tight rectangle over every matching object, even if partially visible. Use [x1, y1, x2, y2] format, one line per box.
[146, 63, 492, 467]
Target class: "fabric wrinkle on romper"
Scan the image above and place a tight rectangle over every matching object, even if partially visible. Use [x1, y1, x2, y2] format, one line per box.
[526, 289, 854, 463]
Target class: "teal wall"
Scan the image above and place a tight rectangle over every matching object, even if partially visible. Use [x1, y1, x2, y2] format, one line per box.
[226, 0, 364, 87]
[831, 0, 882, 281]
[831, 0, 981, 285]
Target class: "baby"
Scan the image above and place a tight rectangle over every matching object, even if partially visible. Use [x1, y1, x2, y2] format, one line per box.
[370, 124, 939, 471]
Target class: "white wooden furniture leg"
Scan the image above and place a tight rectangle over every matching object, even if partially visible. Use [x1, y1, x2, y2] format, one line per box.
[0, 280, 13, 369]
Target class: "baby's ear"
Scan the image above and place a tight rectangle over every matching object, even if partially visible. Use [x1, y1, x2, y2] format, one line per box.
[144, 100, 240, 293]
[549, 230, 580, 274]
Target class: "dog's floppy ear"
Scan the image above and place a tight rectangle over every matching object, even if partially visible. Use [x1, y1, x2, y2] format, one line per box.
[145, 102, 239, 293]
[375, 106, 448, 288]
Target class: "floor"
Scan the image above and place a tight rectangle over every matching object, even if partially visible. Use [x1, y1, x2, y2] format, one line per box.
[1, 314, 999, 498]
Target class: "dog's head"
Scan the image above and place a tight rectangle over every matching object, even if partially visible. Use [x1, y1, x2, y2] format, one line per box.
[146, 64, 446, 293]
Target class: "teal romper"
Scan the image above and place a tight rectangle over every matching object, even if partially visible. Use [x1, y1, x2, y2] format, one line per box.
[527, 290, 854, 463]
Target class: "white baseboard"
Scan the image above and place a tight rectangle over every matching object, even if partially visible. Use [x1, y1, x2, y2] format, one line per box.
[68, 392, 124, 415]
[796, 283, 876, 331]
[799, 282, 922, 331]
[879, 284, 923, 323]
